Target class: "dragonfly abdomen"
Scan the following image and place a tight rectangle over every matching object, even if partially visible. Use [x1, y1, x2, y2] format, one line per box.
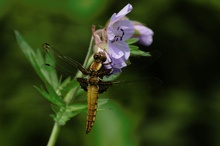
[86, 85, 99, 134]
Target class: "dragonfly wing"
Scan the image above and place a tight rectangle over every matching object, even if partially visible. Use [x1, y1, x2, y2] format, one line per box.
[77, 78, 88, 92]
[77, 78, 113, 93]
[43, 43, 89, 76]
[98, 80, 113, 94]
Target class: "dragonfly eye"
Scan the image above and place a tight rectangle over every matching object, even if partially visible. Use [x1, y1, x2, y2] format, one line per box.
[94, 52, 106, 62]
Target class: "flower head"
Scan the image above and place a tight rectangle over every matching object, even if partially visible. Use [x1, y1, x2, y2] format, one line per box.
[104, 4, 134, 74]
[92, 3, 153, 75]
[106, 4, 134, 59]
[133, 22, 154, 46]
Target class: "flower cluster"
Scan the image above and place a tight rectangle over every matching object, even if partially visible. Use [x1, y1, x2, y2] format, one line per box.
[92, 3, 153, 74]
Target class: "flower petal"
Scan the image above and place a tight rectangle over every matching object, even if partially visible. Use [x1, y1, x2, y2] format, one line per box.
[108, 42, 124, 59]
[107, 25, 116, 41]
[112, 57, 127, 68]
[108, 41, 130, 59]
[111, 68, 122, 74]
[107, 20, 134, 41]
[134, 25, 154, 46]
[116, 41, 130, 60]
[110, 4, 133, 24]
[114, 20, 134, 41]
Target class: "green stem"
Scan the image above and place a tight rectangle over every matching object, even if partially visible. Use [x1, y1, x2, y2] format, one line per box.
[47, 36, 94, 146]
[47, 123, 61, 146]
[74, 36, 94, 78]
[82, 36, 94, 70]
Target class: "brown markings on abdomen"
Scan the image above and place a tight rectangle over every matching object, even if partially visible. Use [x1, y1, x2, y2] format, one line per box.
[86, 85, 99, 134]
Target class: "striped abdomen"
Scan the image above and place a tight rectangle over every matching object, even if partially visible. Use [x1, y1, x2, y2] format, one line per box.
[86, 85, 99, 134]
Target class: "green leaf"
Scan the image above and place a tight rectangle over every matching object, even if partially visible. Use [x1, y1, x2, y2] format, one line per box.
[15, 30, 59, 90]
[40, 63, 59, 90]
[68, 98, 109, 112]
[40, 49, 59, 89]
[34, 85, 65, 107]
[15, 31, 45, 81]
[51, 104, 60, 114]
[125, 37, 152, 57]
[130, 45, 151, 57]
[51, 106, 70, 125]
[51, 98, 109, 125]
[57, 77, 79, 97]
[46, 82, 65, 104]
[52, 103, 87, 125]
[126, 38, 139, 44]
[97, 98, 109, 107]
[68, 102, 87, 111]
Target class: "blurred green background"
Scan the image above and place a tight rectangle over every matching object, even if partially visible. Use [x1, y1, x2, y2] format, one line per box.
[1, 0, 220, 146]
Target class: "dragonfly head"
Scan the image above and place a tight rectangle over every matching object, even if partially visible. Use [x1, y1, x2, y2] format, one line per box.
[93, 52, 107, 62]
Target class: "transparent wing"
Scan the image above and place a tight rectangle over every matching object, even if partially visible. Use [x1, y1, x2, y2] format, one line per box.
[42, 43, 87, 78]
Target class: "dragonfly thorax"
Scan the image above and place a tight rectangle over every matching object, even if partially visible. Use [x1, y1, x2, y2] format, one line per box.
[88, 76, 99, 85]
[89, 62, 102, 72]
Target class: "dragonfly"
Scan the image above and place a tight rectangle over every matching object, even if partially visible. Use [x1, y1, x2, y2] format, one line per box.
[43, 43, 117, 134]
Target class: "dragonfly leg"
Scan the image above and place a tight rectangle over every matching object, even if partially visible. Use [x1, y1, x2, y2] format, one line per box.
[77, 66, 90, 75]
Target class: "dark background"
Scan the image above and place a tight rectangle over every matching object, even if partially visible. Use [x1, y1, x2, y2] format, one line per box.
[0, 0, 220, 146]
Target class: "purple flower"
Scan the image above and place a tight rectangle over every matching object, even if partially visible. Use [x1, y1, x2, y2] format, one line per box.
[91, 4, 155, 75]
[133, 22, 154, 46]
[105, 4, 134, 73]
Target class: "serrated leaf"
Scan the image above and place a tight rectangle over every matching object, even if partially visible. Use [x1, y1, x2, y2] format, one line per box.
[15, 31, 46, 82]
[34, 85, 65, 107]
[15, 30, 59, 89]
[15, 30, 35, 60]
